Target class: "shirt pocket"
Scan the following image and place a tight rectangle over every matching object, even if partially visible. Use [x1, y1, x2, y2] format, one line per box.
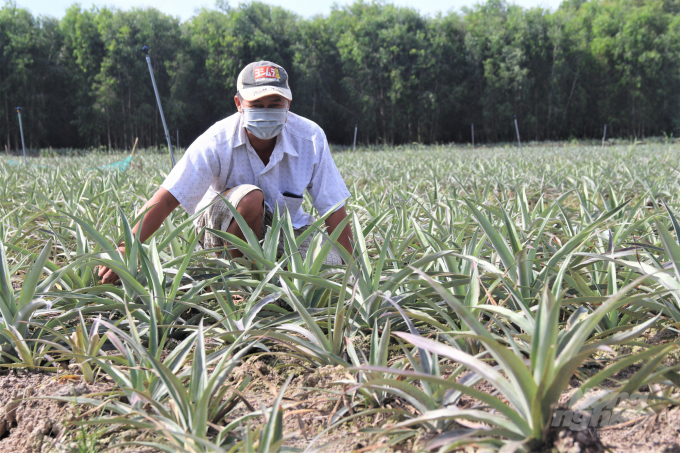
[278, 191, 304, 216]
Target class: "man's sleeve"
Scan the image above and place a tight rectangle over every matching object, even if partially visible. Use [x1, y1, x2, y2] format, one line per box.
[307, 135, 351, 216]
[161, 137, 221, 215]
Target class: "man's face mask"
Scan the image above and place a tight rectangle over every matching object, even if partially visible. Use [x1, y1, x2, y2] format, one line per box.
[242, 108, 288, 140]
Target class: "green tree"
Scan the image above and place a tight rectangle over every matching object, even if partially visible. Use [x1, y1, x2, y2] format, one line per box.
[4, 0, 680, 149]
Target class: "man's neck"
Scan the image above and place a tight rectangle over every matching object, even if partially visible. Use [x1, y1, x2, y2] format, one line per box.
[246, 130, 276, 166]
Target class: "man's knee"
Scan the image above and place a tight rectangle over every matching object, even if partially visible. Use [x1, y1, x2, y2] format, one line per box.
[238, 189, 264, 219]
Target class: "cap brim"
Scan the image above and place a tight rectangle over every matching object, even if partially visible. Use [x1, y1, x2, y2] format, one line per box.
[239, 86, 292, 101]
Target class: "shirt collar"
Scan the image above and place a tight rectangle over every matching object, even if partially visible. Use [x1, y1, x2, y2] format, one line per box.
[233, 114, 248, 149]
[234, 112, 298, 157]
[278, 121, 298, 157]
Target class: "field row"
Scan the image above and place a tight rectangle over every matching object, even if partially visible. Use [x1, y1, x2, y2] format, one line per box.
[0, 144, 678, 452]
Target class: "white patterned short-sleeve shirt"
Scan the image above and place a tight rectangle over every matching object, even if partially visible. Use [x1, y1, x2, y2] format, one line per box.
[161, 112, 351, 228]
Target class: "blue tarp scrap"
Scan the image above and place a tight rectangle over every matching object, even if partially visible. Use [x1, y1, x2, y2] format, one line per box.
[98, 156, 133, 171]
[4, 155, 133, 171]
[6, 159, 48, 168]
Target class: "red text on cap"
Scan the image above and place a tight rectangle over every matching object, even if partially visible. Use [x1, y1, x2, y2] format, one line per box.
[254, 66, 280, 80]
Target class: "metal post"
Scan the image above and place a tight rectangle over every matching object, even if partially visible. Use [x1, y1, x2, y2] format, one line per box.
[176, 127, 180, 150]
[513, 115, 523, 157]
[471, 123, 475, 147]
[16, 107, 26, 164]
[602, 123, 607, 147]
[352, 124, 358, 152]
[142, 46, 175, 167]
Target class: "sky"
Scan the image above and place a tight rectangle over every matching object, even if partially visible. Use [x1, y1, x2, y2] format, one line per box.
[16, 0, 564, 21]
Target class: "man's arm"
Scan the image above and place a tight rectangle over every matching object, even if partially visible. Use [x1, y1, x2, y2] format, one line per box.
[98, 188, 180, 284]
[325, 206, 353, 259]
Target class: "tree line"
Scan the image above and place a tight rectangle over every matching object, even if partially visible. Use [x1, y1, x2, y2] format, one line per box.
[2, 0, 680, 150]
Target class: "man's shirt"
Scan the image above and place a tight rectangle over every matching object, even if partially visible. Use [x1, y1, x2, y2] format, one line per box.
[161, 112, 351, 228]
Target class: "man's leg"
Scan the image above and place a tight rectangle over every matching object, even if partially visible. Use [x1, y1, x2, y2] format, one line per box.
[276, 224, 344, 265]
[224, 189, 264, 258]
[296, 227, 344, 265]
[196, 185, 265, 258]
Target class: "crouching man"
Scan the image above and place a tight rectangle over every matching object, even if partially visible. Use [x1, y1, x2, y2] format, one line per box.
[98, 61, 352, 284]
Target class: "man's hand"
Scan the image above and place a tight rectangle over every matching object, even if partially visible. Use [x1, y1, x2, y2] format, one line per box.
[98, 246, 125, 284]
[97, 188, 179, 284]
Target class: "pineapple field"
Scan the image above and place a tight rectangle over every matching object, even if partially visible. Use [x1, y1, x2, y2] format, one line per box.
[0, 142, 679, 453]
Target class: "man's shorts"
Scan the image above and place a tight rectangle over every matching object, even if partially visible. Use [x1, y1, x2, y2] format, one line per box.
[195, 184, 343, 266]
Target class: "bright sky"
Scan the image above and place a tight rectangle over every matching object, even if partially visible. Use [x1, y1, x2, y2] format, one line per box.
[16, 0, 564, 21]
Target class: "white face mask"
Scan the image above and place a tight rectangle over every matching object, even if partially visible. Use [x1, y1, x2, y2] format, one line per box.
[242, 108, 288, 140]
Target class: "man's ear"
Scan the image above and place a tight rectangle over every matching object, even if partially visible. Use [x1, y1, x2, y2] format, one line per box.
[234, 95, 242, 113]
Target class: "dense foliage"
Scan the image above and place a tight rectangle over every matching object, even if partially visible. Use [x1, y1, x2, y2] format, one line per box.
[0, 144, 679, 451]
[2, 0, 680, 149]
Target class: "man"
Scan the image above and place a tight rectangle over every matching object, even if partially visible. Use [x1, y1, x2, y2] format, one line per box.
[98, 61, 353, 284]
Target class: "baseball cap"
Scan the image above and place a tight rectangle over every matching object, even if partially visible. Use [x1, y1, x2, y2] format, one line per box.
[237, 61, 292, 101]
